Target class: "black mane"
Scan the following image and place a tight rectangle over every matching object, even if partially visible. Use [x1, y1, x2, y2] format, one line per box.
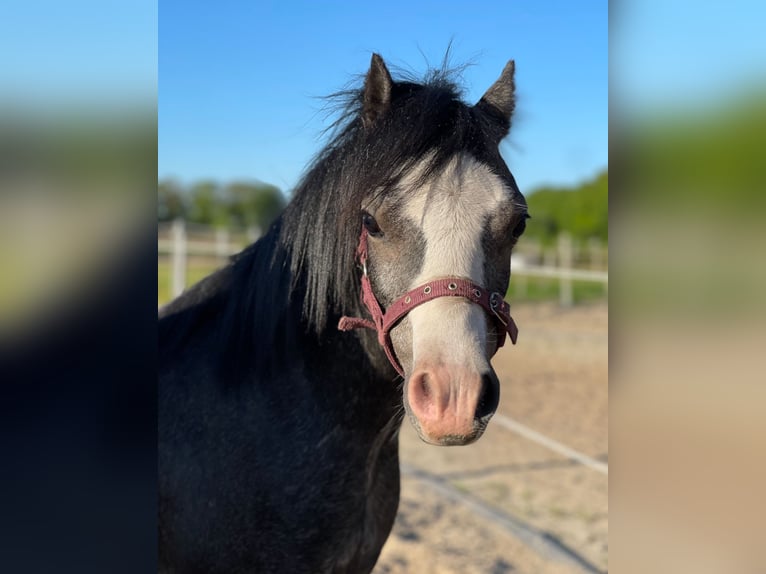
[160, 64, 512, 377]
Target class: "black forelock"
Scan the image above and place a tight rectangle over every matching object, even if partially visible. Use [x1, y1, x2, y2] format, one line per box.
[280, 65, 509, 335]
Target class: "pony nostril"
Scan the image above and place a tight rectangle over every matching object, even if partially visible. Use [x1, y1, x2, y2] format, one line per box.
[417, 372, 432, 401]
[408, 370, 435, 417]
[475, 372, 500, 420]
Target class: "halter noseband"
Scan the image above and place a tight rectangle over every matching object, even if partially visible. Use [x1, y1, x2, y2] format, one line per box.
[338, 227, 518, 377]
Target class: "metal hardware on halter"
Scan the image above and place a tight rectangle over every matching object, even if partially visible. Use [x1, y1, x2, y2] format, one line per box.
[489, 292, 509, 327]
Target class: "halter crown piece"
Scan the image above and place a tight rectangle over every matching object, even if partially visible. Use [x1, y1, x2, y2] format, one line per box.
[338, 227, 519, 377]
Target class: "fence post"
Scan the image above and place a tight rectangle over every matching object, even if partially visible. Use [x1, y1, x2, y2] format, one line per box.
[558, 232, 573, 307]
[171, 218, 186, 299]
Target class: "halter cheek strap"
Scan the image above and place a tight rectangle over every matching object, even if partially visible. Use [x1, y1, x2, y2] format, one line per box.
[337, 227, 518, 377]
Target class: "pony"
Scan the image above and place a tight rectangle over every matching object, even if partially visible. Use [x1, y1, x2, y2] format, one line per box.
[159, 54, 528, 573]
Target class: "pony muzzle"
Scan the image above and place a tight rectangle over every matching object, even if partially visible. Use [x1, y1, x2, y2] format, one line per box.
[405, 364, 500, 446]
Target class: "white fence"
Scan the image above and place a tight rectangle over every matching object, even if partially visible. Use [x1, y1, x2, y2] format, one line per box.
[158, 220, 260, 299]
[158, 220, 608, 305]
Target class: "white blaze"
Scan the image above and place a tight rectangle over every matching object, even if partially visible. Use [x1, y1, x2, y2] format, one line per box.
[402, 153, 510, 372]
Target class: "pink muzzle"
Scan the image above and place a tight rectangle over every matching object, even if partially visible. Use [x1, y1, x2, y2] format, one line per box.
[338, 227, 518, 377]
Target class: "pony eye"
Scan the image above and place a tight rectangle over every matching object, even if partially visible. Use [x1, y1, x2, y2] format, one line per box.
[362, 212, 383, 237]
[511, 213, 530, 238]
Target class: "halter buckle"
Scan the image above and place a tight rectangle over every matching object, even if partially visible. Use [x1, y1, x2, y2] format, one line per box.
[489, 292, 508, 327]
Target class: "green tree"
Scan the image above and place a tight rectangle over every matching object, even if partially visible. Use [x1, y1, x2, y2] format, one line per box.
[157, 178, 286, 229]
[158, 178, 186, 221]
[524, 170, 608, 246]
[224, 181, 285, 230]
[188, 180, 225, 226]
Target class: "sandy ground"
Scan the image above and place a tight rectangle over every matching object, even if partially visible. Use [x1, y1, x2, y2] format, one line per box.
[374, 301, 608, 574]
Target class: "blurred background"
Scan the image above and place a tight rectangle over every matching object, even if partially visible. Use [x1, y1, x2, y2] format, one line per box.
[2, 0, 765, 572]
[612, 2, 766, 573]
[0, 1, 157, 573]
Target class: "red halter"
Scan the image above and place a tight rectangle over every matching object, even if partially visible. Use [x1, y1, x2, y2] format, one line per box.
[338, 227, 518, 377]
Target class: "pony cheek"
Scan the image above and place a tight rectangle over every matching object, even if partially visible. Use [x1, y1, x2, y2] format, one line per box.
[388, 317, 415, 377]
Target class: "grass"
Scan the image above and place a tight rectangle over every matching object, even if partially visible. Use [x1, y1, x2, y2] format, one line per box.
[507, 276, 607, 304]
[158, 261, 223, 306]
[159, 263, 608, 307]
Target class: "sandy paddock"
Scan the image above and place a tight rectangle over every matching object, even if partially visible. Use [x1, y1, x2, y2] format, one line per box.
[375, 301, 608, 574]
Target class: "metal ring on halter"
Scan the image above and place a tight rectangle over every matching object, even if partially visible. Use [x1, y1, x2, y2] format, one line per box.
[473, 289, 481, 298]
[423, 285, 432, 294]
[448, 282, 457, 290]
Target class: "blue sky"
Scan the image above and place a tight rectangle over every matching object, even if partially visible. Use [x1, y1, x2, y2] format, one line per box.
[159, 1, 608, 195]
[612, 0, 766, 114]
[1, 0, 157, 106]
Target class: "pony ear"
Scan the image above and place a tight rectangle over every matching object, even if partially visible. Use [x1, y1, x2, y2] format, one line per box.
[362, 53, 393, 129]
[476, 60, 515, 131]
